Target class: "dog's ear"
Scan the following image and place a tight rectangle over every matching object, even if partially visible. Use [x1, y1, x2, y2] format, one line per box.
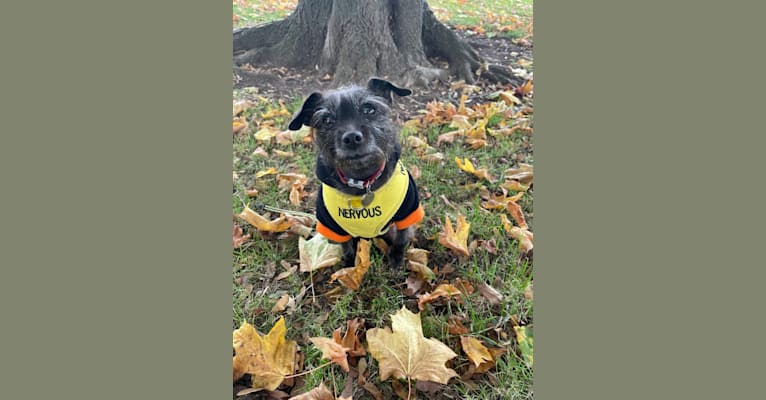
[367, 78, 412, 103]
[288, 92, 323, 130]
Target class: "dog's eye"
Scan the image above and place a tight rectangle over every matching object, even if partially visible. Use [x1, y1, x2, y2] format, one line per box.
[321, 116, 334, 126]
[361, 105, 376, 115]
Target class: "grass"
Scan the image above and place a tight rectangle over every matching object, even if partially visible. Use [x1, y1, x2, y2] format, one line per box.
[233, 1, 533, 399]
[234, 0, 534, 39]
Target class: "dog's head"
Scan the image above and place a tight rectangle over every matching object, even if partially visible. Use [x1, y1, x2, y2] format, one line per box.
[288, 78, 411, 181]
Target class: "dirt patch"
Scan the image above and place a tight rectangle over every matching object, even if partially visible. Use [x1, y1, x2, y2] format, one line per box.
[233, 30, 532, 119]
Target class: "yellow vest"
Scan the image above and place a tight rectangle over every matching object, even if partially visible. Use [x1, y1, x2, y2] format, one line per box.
[321, 161, 410, 238]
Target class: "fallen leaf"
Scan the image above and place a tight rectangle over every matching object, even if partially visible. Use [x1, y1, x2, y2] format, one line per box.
[299, 234, 343, 272]
[309, 337, 350, 372]
[333, 318, 366, 358]
[252, 147, 269, 158]
[438, 213, 471, 256]
[288, 383, 334, 400]
[477, 283, 503, 305]
[254, 127, 278, 142]
[506, 200, 528, 229]
[447, 316, 469, 335]
[232, 318, 297, 391]
[421, 151, 445, 163]
[504, 163, 534, 184]
[455, 157, 494, 182]
[408, 261, 435, 282]
[474, 347, 507, 374]
[238, 206, 294, 233]
[362, 382, 383, 400]
[524, 282, 533, 301]
[460, 336, 493, 368]
[255, 167, 279, 179]
[271, 293, 294, 313]
[273, 149, 295, 158]
[367, 307, 458, 384]
[233, 116, 248, 134]
[514, 326, 534, 368]
[233, 224, 251, 249]
[404, 275, 425, 297]
[417, 283, 463, 310]
[508, 226, 533, 255]
[245, 189, 259, 197]
[330, 239, 371, 290]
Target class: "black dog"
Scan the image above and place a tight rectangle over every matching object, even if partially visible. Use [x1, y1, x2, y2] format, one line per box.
[288, 78, 423, 269]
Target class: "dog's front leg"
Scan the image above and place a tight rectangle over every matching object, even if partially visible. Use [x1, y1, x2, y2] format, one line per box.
[385, 225, 414, 269]
[341, 237, 359, 267]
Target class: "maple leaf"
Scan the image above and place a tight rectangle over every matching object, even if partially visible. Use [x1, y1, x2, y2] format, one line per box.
[299, 234, 343, 272]
[366, 307, 459, 384]
[288, 383, 335, 400]
[232, 318, 297, 391]
[438, 213, 471, 256]
[238, 206, 294, 233]
[310, 337, 351, 372]
[330, 239, 371, 290]
[417, 283, 463, 310]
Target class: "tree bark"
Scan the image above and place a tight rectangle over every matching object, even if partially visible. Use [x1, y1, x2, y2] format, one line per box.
[233, 0, 516, 86]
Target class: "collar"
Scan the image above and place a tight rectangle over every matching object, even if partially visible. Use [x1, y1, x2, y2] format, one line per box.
[335, 162, 386, 190]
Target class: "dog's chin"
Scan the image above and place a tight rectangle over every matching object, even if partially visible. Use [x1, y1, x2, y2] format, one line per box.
[335, 151, 386, 179]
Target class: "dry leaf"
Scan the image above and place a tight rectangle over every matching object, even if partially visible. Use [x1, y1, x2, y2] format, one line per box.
[514, 326, 534, 368]
[438, 213, 471, 256]
[460, 336, 493, 368]
[233, 116, 248, 134]
[330, 239, 371, 290]
[504, 163, 534, 184]
[421, 152, 445, 163]
[477, 283, 503, 305]
[233, 224, 251, 249]
[333, 318, 366, 358]
[447, 316, 469, 335]
[272, 294, 292, 313]
[524, 282, 533, 300]
[506, 200, 528, 229]
[288, 383, 334, 400]
[254, 127, 278, 142]
[232, 318, 297, 391]
[255, 167, 279, 179]
[309, 337, 350, 372]
[455, 157, 494, 182]
[366, 307, 459, 384]
[252, 147, 269, 158]
[299, 234, 343, 272]
[417, 283, 463, 310]
[238, 206, 294, 233]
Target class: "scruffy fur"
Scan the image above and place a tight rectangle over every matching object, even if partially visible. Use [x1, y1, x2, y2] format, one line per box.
[288, 78, 415, 268]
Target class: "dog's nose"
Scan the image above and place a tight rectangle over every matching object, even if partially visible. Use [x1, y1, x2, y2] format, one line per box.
[341, 131, 364, 147]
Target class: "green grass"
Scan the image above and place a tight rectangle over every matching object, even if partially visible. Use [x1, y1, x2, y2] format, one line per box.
[233, 1, 533, 398]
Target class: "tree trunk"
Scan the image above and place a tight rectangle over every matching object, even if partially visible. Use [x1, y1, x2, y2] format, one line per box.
[233, 0, 516, 86]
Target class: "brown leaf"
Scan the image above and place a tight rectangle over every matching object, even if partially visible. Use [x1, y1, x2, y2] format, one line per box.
[362, 382, 383, 400]
[330, 239, 371, 290]
[506, 200, 528, 229]
[238, 206, 294, 233]
[453, 278, 475, 295]
[233, 116, 248, 134]
[417, 283, 463, 310]
[288, 383, 334, 400]
[447, 316, 469, 335]
[309, 337, 350, 372]
[438, 213, 471, 256]
[333, 318, 366, 358]
[366, 307, 459, 384]
[524, 282, 533, 301]
[404, 275, 426, 297]
[272, 294, 291, 313]
[477, 283, 503, 305]
[232, 318, 297, 391]
[409, 164, 421, 180]
[233, 224, 251, 249]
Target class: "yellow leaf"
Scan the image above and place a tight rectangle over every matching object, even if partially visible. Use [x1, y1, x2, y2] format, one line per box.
[450, 115, 472, 130]
[238, 206, 293, 233]
[254, 127, 277, 142]
[299, 234, 343, 272]
[455, 157, 475, 174]
[233, 116, 248, 134]
[438, 214, 471, 256]
[232, 318, 297, 390]
[514, 326, 534, 368]
[255, 167, 278, 179]
[330, 239, 371, 290]
[460, 336, 493, 368]
[366, 307, 459, 384]
[310, 337, 351, 372]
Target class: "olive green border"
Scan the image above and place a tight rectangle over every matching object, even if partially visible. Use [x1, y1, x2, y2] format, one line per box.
[1, 1, 232, 399]
[536, 1, 765, 398]
[4, 1, 764, 399]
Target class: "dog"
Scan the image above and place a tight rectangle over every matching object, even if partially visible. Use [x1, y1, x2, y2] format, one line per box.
[288, 78, 423, 269]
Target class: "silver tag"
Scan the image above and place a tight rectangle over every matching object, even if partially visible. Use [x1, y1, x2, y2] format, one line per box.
[361, 191, 375, 207]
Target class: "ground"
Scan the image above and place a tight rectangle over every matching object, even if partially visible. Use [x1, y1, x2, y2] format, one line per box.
[233, 1, 534, 399]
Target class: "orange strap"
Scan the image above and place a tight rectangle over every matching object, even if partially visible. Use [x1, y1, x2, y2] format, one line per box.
[317, 221, 352, 243]
[393, 204, 425, 230]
